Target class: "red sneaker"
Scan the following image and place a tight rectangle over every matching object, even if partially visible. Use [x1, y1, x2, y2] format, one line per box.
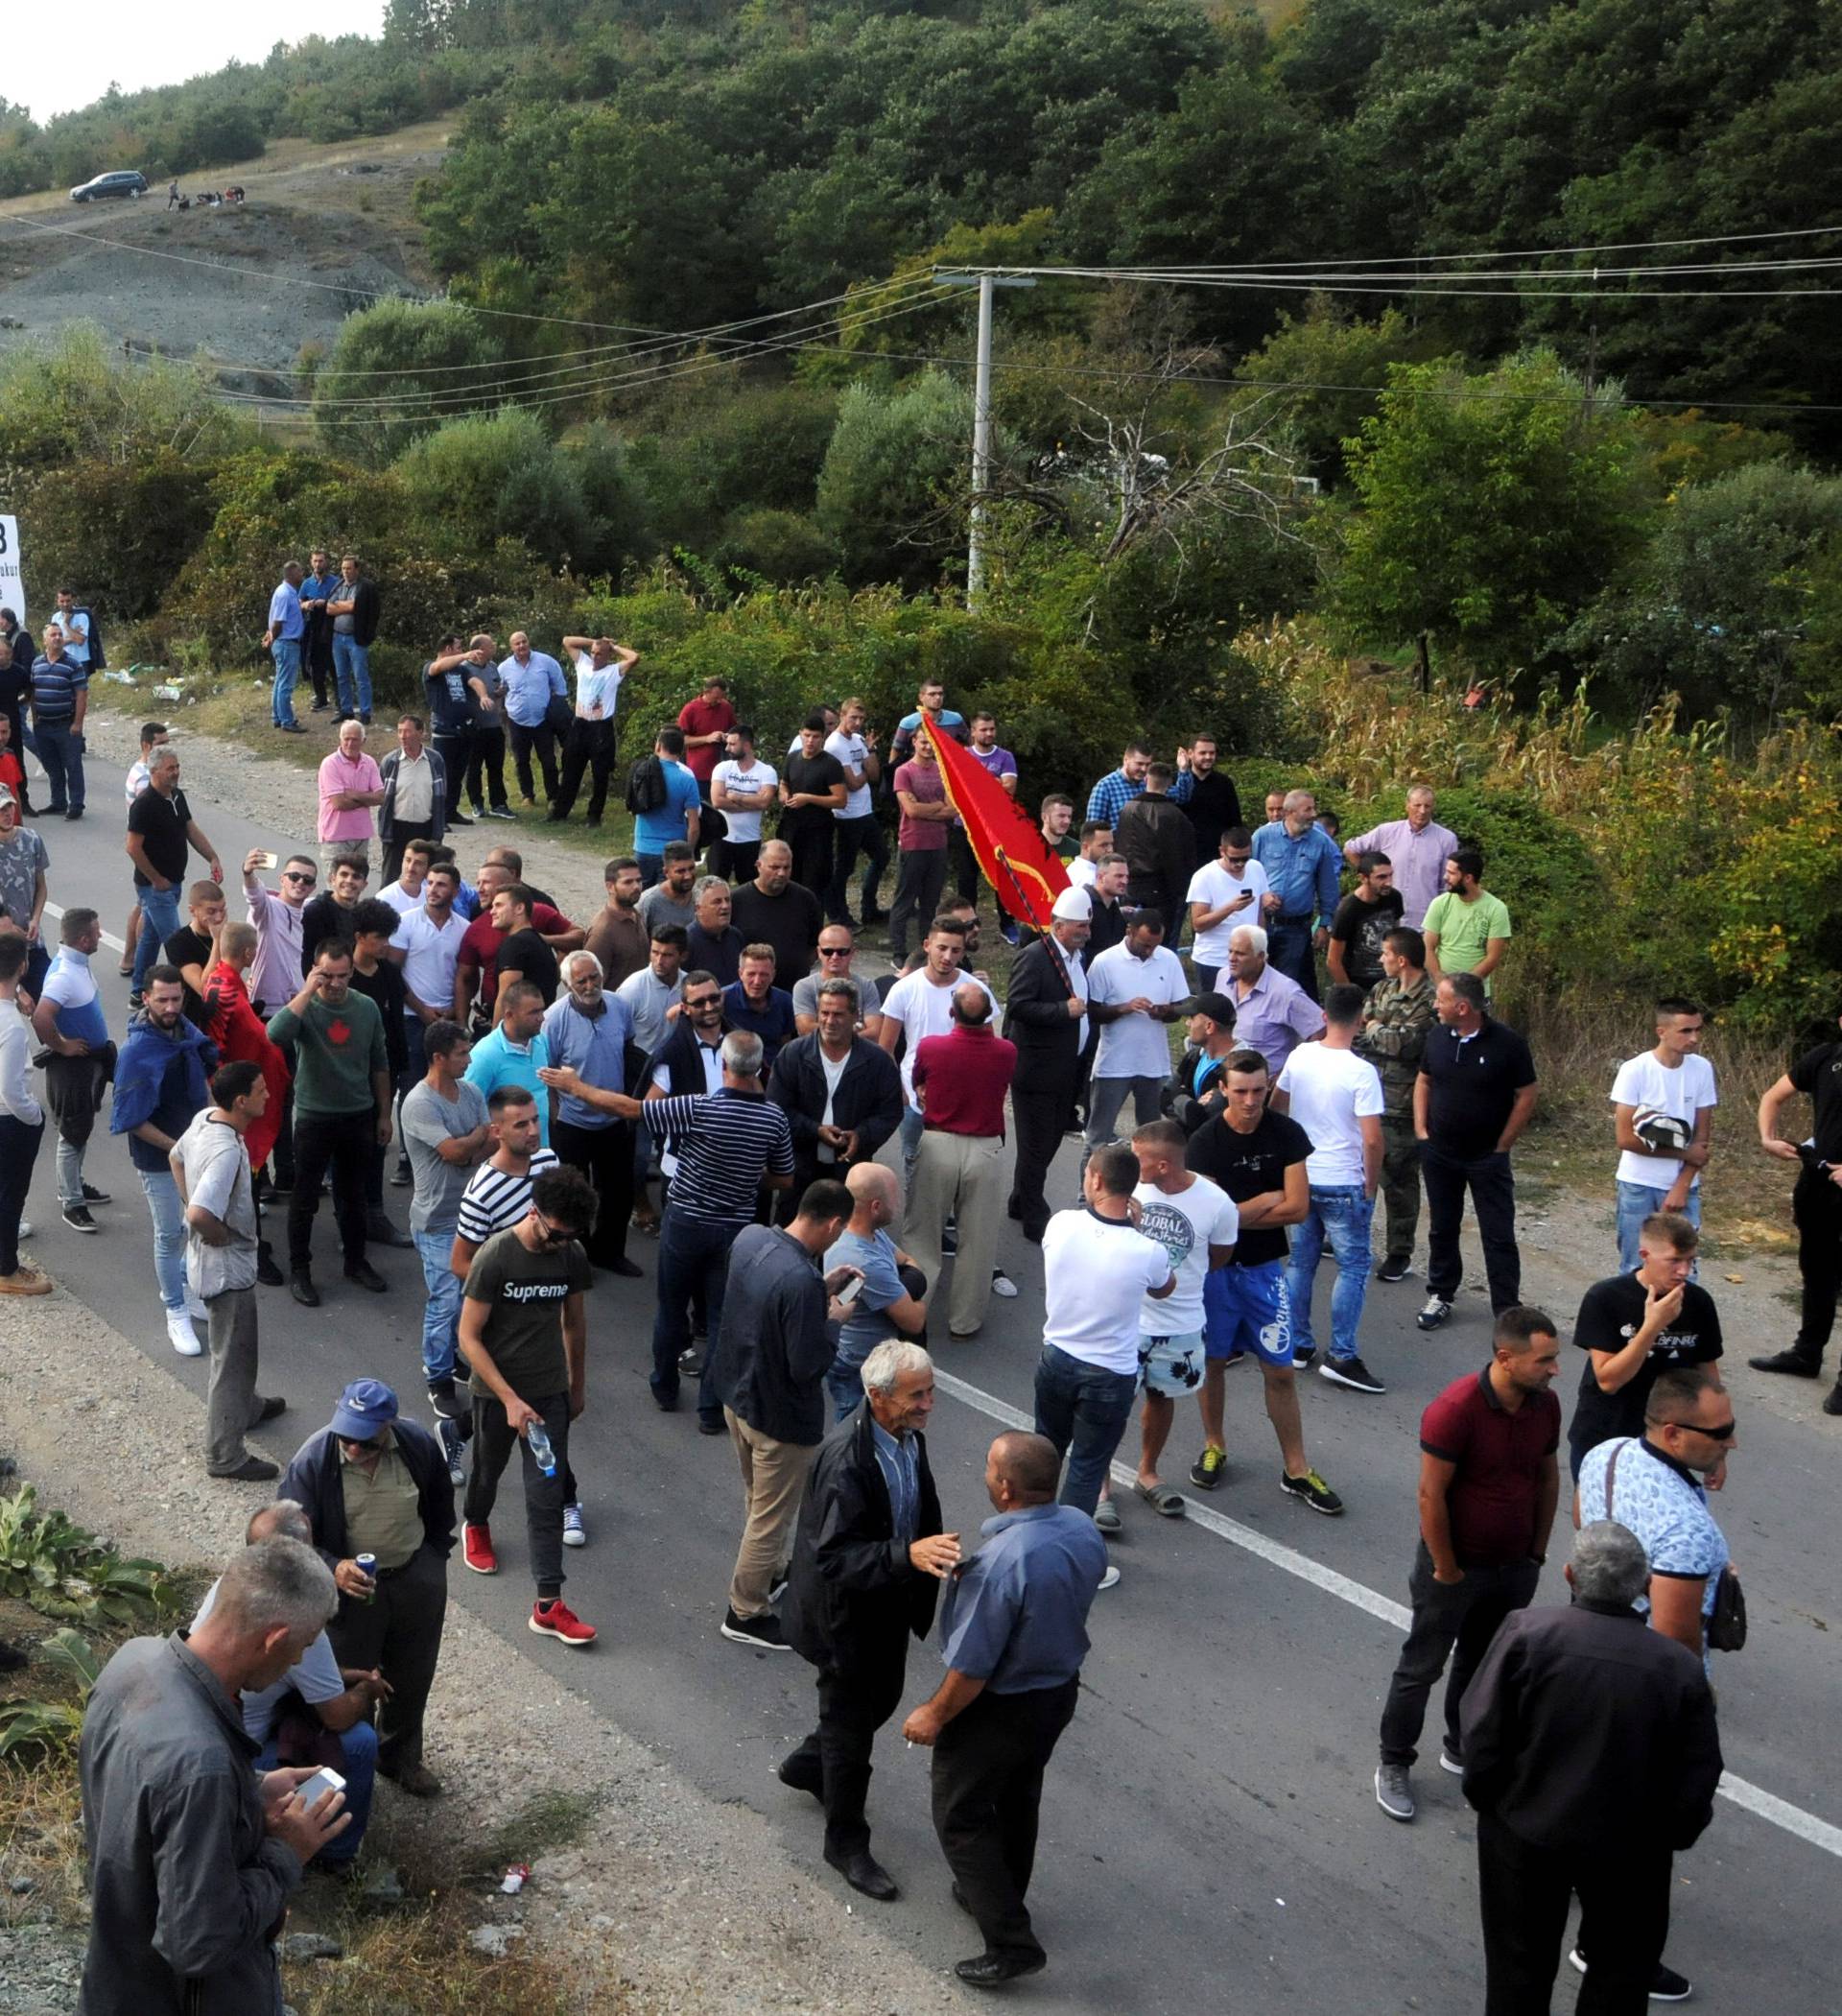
[462, 1523, 497, 1575]
[529, 1598, 597, 1648]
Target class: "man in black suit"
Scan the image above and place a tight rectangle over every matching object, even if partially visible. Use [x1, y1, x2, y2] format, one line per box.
[1459, 1520, 1722, 2013]
[768, 977, 903, 1221]
[780, 1340, 959, 1902]
[1002, 888, 1092, 1242]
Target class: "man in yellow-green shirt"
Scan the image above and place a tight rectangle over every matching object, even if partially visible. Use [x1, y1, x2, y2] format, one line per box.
[1423, 848, 1512, 996]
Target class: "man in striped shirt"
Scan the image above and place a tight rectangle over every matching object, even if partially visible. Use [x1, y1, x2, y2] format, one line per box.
[446, 1084, 592, 1541]
[29, 623, 87, 819]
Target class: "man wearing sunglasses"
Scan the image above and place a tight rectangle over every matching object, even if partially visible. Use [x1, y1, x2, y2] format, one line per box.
[457, 1166, 599, 1646]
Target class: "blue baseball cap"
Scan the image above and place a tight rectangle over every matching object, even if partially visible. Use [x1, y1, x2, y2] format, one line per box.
[331, 1379, 399, 1441]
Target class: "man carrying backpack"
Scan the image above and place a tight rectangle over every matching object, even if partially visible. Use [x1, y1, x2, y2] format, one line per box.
[628, 727, 701, 889]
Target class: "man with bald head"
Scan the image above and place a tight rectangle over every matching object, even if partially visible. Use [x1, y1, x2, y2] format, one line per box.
[822, 1161, 930, 1420]
[906, 983, 1017, 1341]
[904, 1431, 1109, 1989]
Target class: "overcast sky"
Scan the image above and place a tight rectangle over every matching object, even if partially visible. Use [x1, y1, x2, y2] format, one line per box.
[12, 2, 384, 125]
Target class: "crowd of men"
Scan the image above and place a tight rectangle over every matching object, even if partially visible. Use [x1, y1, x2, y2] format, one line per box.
[0, 626, 1811, 2008]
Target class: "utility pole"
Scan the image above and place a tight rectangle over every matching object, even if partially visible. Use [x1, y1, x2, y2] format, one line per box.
[936, 269, 1035, 607]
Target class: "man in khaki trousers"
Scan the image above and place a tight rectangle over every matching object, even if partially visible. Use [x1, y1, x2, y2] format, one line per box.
[905, 986, 1018, 1341]
[712, 1180, 859, 1654]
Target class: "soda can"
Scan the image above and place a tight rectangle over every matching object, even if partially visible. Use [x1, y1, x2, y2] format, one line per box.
[355, 1553, 377, 1601]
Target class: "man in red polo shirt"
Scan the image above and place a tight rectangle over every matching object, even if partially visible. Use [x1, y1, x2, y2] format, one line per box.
[1375, 1305, 1562, 1823]
[677, 677, 735, 793]
[450, 862, 582, 1029]
[905, 984, 1017, 1341]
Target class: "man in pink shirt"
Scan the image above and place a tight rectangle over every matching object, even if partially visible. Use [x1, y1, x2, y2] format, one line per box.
[317, 721, 387, 881]
[1343, 786, 1457, 930]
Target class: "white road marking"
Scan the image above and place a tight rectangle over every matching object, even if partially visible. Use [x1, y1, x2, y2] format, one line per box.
[42, 901, 127, 955]
[931, 1364, 1842, 1861]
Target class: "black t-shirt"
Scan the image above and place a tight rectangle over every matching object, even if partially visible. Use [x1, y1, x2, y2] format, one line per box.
[300, 893, 360, 975]
[424, 660, 480, 736]
[1419, 1018, 1538, 1161]
[1184, 1108, 1312, 1269]
[127, 786, 192, 889]
[1789, 1042, 1842, 1162]
[779, 751, 844, 833]
[1569, 1271, 1724, 1454]
[162, 926, 215, 1028]
[1182, 769, 1243, 861]
[495, 927, 558, 1009]
[1331, 889, 1405, 988]
[730, 879, 823, 986]
[350, 958, 409, 1079]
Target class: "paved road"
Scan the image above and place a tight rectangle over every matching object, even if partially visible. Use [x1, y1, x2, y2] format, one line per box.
[16, 791, 1842, 2014]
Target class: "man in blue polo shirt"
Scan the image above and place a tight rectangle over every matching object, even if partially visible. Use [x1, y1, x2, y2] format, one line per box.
[499, 630, 567, 805]
[29, 624, 88, 818]
[633, 726, 701, 887]
[260, 561, 307, 733]
[1251, 789, 1342, 1001]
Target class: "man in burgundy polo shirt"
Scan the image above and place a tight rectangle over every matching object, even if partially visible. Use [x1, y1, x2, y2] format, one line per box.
[677, 677, 735, 794]
[1375, 1304, 1562, 1823]
[904, 984, 1017, 1341]
[450, 863, 582, 1029]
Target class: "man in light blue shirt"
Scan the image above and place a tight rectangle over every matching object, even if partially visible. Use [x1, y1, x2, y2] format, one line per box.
[1252, 789, 1342, 1002]
[463, 980, 552, 1146]
[540, 951, 639, 1274]
[499, 631, 568, 806]
[260, 560, 307, 732]
[633, 726, 702, 886]
[902, 1431, 1106, 1989]
[821, 1162, 928, 1420]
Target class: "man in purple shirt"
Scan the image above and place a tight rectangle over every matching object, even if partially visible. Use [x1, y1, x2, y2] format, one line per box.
[1224, 923, 1324, 1078]
[1344, 787, 1458, 930]
[950, 711, 1019, 905]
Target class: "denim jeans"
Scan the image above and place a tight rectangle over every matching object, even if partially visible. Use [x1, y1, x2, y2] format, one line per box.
[827, 1360, 866, 1424]
[413, 1227, 462, 1384]
[899, 1103, 925, 1190]
[1032, 1341, 1137, 1518]
[255, 1719, 377, 1869]
[138, 1167, 189, 1312]
[270, 638, 301, 727]
[650, 1206, 744, 1418]
[132, 885, 183, 991]
[1266, 919, 1319, 1002]
[1616, 1178, 1699, 1272]
[636, 852, 664, 889]
[332, 634, 372, 718]
[33, 723, 84, 812]
[1286, 1184, 1375, 1364]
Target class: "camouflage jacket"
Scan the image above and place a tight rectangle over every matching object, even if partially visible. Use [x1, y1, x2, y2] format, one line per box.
[1357, 973, 1436, 1115]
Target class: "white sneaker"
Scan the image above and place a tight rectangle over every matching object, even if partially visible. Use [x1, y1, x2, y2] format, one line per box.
[561, 1503, 586, 1548]
[166, 1311, 203, 1358]
[1097, 1564, 1122, 1591]
[18, 1219, 31, 1240]
[989, 1269, 1020, 1299]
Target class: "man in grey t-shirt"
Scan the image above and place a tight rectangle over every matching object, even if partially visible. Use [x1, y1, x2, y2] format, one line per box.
[171, 1061, 282, 1481]
[400, 1020, 491, 1422]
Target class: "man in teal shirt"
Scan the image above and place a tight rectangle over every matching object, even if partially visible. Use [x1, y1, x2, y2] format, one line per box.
[634, 727, 701, 888]
[464, 981, 553, 1146]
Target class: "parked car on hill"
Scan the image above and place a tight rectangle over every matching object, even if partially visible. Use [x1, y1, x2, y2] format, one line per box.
[69, 170, 148, 202]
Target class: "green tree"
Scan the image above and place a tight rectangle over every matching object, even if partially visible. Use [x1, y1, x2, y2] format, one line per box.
[394, 407, 589, 569]
[313, 298, 503, 464]
[1237, 297, 1425, 486]
[1334, 350, 1644, 678]
[815, 369, 978, 589]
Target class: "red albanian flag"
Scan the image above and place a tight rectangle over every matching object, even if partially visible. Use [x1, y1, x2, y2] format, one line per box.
[922, 716, 1071, 930]
[201, 960, 293, 1174]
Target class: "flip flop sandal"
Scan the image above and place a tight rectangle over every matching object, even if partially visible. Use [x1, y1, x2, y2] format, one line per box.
[1133, 1480, 1187, 1518]
[1092, 1499, 1122, 1533]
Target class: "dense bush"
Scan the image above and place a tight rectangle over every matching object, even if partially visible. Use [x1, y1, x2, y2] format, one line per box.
[313, 300, 503, 466]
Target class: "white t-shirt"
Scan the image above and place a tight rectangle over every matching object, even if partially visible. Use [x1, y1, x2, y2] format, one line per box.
[815, 1045, 851, 1162]
[1275, 1042, 1384, 1187]
[390, 908, 468, 1013]
[825, 730, 873, 819]
[879, 966, 997, 1103]
[378, 879, 424, 918]
[1085, 942, 1189, 1080]
[1133, 1176, 1238, 1337]
[1042, 1206, 1173, 1375]
[711, 758, 777, 843]
[1068, 856, 1098, 889]
[1186, 859, 1271, 967]
[1611, 1050, 1717, 1189]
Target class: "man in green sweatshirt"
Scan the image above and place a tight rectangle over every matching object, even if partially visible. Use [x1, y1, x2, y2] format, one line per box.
[267, 937, 392, 1307]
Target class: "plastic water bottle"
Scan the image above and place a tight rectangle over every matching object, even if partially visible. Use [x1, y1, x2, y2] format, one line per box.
[526, 1423, 557, 1478]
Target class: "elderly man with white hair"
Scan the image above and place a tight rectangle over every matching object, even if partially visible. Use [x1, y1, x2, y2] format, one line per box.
[540, 946, 641, 1277]
[315, 718, 386, 883]
[1224, 922, 1325, 1079]
[780, 1339, 959, 1903]
[78, 1533, 351, 2014]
